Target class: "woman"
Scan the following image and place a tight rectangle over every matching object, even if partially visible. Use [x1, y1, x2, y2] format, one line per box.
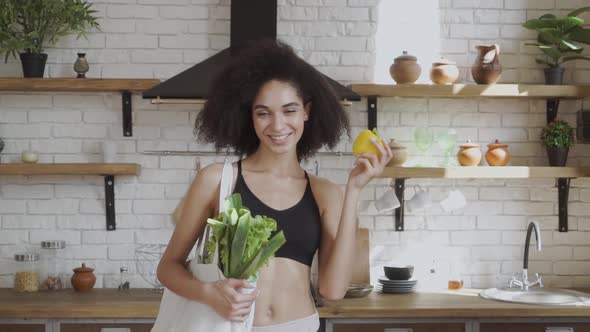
[157, 40, 392, 331]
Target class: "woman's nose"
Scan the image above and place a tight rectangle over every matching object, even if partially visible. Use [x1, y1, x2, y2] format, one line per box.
[270, 113, 285, 129]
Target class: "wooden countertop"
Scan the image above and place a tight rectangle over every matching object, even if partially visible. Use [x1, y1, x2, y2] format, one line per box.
[1, 288, 590, 319]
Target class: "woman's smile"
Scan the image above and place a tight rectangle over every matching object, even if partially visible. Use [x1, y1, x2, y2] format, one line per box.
[268, 133, 292, 144]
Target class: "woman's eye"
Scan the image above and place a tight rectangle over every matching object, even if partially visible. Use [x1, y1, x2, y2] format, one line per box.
[257, 112, 269, 117]
[286, 109, 297, 113]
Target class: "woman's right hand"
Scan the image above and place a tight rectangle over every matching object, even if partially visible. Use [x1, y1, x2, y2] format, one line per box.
[203, 278, 258, 322]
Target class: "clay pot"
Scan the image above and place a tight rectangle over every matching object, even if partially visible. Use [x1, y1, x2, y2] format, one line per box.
[471, 44, 502, 84]
[390, 51, 421, 84]
[71, 263, 96, 292]
[457, 141, 482, 166]
[387, 139, 408, 166]
[485, 139, 511, 166]
[430, 58, 459, 85]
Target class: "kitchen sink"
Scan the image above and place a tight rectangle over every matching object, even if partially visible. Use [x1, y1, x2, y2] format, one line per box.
[480, 287, 590, 305]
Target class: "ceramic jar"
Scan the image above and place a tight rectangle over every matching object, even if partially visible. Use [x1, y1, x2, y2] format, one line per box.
[485, 139, 511, 166]
[71, 263, 96, 292]
[387, 139, 408, 166]
[471, 44, 502, 84]
[430, 58, 459, 85]
[390, 51, 421, 84]
[457, 141, 482, 166]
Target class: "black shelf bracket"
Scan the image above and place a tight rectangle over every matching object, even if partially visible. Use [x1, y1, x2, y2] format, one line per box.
[105, 175, 116, 231]
[367, 95, 377, 130]
[122, 91, 133, 137]
[545, 99, 570, 232]
[546, 98, 560, 123]
[558, 178, 570, 232]
[394, 178, 406, 231]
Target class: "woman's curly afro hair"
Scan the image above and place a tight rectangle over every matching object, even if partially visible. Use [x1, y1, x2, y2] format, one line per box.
[194, 39, 350, 161]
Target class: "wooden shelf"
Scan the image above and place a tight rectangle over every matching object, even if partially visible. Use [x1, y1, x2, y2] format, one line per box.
[0, 163, 140, 176]
[350, 84, 590, 99]
[380, 166, 590, 179]
[0, 78, 160, 93]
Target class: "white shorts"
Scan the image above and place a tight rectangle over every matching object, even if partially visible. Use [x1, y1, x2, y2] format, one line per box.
[251, 312, 320, 332]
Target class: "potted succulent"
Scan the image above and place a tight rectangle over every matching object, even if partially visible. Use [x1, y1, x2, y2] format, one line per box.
[0, 0, 100, 78]
[522, 7, 590, 84]
[541, 120, 575, 166]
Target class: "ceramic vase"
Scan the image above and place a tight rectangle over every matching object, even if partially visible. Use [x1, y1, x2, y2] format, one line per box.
[74, 53, 89, 78]
[471, 44, 502, 84]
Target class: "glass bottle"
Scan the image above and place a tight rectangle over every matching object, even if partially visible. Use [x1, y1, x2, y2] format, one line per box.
[40, 240, 66, 291]
[14, 252, 41, 292]
[118, 266, 130, 291]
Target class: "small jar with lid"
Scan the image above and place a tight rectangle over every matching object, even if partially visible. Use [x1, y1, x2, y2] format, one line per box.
[14, 253, 41, 292]
[390, 51, 422, 84]
[430, 57, 459, 85]
[40, 240, 66, 291]
[387, 139, 408, 166]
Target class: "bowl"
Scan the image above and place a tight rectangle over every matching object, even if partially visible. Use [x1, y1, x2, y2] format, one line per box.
[384, 265, 414, 280]
[344, 283, 373, 298]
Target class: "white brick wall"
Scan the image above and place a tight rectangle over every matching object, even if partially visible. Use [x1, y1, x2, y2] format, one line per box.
[0, 0, 589, 290]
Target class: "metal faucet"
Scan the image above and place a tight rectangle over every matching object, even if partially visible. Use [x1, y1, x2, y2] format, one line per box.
[508, 221, 544, 291]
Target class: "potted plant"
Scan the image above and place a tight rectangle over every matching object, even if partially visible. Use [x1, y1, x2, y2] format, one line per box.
[541, 120, 575, 166]
[522, 7, 590, 84]
[0, 0, 100, 78]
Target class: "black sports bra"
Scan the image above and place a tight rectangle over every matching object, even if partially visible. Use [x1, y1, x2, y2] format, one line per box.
[232, 160, 321, 266]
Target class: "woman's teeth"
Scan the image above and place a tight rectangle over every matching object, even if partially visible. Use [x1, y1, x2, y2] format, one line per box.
[270, 134, 290, 142]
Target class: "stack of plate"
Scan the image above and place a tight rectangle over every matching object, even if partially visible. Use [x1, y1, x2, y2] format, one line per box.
[377, 276, 418, 294]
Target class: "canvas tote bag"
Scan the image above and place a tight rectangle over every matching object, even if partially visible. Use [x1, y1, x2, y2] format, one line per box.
[152, 160, 256, 332]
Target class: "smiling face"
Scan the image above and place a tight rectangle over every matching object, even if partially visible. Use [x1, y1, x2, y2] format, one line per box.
[251, 80, 309, 156]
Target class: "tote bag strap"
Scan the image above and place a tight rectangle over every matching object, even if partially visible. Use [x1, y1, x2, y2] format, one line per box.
[195, 160, 233, 264]
[218, 160, 234, 213]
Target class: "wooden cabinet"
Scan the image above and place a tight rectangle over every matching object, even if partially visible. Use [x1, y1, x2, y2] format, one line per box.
[60, 323, 153, 332]
[0, 325, 45, 332]
[333, 323, 465, 332]
[480, 323, 590, 332]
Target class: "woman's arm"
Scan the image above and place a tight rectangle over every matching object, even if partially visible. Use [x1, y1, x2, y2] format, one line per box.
[157, 163, 257, 321]
[317, 141, 392, 300]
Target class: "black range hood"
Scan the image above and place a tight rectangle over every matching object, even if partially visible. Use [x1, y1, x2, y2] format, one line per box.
[142, 0, 360, 101]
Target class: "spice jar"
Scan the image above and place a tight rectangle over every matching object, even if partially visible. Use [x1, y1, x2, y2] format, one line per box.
[118, 266, 130, 291]
[14, 253, 41, 292]
[40, 240, 65, 291]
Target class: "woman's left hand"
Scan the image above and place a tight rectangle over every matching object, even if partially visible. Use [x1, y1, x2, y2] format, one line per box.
[348, 138, 393, 190]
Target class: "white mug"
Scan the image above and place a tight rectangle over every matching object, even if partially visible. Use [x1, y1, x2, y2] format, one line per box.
[406, 186, 432, 213]
[101, 141, 118, 163]
[374, 187, 401, 213]
[440, 189, 467, 212]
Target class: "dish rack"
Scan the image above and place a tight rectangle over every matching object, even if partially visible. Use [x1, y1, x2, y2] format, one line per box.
[135, 244, 167, 290]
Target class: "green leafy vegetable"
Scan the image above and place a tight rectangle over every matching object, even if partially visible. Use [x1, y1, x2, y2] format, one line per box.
[204, 193, 286, 280]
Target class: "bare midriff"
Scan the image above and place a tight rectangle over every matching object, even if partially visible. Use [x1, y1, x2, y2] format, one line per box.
[252, 257, 316, 326]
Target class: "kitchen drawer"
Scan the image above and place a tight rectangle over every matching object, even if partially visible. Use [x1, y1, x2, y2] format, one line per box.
[333, 323, 465, 332]
[59, 323, 152, 332]
[480, 323, 590, 332]
[0, 325, 45, 332]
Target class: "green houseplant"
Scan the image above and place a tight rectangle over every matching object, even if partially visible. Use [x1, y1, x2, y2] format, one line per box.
[522, 7, 590, 84]
[0, 0, 100, 78]
[541, 120, 575, 166]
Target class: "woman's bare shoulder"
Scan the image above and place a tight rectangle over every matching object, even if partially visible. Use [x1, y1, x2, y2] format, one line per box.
[308, 174, 344, 214]
[193, 162, 224, 186]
